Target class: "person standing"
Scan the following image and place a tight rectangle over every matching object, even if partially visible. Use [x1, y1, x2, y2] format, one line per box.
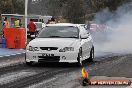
[47, 17, 56, 24]
[14, 19, 21, 28]
[27, 19, 36, 39]
[49, 17, 56, 24]
[2, 17, 10, 37]
[3, 17, 10, 28]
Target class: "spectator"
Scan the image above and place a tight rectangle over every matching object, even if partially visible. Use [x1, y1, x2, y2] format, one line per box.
[46, 19, 51, 24]
[47, 17, 56, 24]
[3, 17, 10, 28]
[2, 17, 10, 37]
[27, 19, 36, 39]
[14, 19, 21, 28]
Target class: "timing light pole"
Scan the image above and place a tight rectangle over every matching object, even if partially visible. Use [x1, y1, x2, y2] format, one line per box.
[25, 0, 28, 44]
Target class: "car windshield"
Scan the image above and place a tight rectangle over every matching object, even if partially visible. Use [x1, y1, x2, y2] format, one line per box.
[37, 26, 79, 38]
[35, 23, 42, 28]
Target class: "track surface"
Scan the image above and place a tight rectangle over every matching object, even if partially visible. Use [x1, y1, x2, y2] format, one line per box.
[0, 53, 132, 88]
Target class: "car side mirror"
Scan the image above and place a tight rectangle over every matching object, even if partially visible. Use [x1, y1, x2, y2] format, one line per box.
[80, 34, 89, 39]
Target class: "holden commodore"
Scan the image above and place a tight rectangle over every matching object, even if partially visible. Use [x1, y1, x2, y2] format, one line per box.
[25, 23, 94, 66]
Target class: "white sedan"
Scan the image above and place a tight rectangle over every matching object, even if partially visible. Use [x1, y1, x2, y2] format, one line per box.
[25, 23, 94, 66]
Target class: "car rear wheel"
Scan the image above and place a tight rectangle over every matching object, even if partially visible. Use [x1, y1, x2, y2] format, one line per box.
[77, 48, 83, 66]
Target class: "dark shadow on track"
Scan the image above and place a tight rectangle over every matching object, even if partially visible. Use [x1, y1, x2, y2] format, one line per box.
[32, 62, 82, 68]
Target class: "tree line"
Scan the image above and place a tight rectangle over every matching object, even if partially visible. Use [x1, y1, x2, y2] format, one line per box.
[0, 0, 24, 14]
[0, 0, 131, 23]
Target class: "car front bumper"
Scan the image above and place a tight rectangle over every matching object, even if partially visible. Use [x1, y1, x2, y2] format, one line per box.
[26, 51, 79, 63]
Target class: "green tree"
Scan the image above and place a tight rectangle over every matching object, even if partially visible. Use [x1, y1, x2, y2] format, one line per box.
[0, 0, 24, 15]
[89, 0, 132, 12]
[63, 0, 85, 23]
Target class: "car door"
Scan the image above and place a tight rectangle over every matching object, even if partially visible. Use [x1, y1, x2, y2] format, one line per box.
[80, 26, 92, 59]
[86, 31, 93, 54]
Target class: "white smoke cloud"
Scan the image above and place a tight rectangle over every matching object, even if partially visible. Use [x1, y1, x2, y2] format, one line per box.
[94, 2, 132, 53]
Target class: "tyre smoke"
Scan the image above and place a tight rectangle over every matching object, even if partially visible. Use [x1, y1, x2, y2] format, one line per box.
[93, 3, 132, 53]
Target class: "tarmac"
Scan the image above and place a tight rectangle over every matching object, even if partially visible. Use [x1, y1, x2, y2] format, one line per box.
[0, 48, 25, 57]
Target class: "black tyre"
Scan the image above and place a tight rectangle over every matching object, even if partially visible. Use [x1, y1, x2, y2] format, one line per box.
[81, 78, 91, 86]
[26, 62, 32, 66]
[77, 48, 83, 66]
[88, 46, 94, 62]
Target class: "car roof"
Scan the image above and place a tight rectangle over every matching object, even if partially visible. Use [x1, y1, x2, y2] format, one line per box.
[46, 23, 80, 27]
[34, 22, 42, 24]
[77, 24, 85, 25]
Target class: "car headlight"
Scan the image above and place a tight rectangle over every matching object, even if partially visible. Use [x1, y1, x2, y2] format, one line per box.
[59, 47, 74, 52]
[28, 46, 39, 51]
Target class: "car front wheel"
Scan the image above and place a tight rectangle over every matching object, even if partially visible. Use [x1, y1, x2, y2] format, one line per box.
[77, 48, 83, 66]
[26, 62, 32, 66]
[88, 46, 94, 62]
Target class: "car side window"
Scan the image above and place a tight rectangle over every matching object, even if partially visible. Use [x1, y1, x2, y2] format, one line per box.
[80, 26, 89, 35]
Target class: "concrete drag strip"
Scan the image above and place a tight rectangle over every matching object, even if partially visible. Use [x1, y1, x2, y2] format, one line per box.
[126, 84, 132, 88]
[28, 73, 132, 88]
[28, 54, 132, 88]
[26, 69, 81, 88]
[0, 70, 36, 85]
[27, 77, 58, 88]
[0, 54, 25, 69]
[0, 67, 76, 88]
[0, 60, 24, 68]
